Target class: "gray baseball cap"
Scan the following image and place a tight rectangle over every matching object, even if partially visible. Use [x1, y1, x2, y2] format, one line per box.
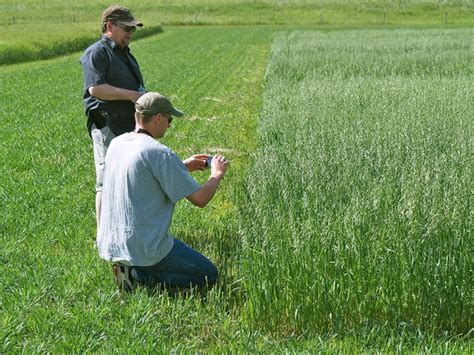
[135, 92, 184, 117]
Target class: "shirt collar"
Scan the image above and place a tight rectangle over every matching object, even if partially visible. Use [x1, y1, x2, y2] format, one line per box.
[101, 35, 129, 52]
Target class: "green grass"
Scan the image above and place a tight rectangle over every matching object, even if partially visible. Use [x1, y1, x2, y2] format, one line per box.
[0, 23, 163, 65]
[1, 5, 473, 352]
[0, 26, 273, 353]
[241, 27, 472, 338]
[1, 0, 473, 64]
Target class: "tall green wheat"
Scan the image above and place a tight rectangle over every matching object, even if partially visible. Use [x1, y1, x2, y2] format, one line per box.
[241, 28, 472, 336]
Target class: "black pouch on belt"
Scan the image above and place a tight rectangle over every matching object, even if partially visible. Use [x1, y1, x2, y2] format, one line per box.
[89, 109, 107, 129]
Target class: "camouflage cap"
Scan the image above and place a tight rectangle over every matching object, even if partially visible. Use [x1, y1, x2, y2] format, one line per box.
[102, 5, 143, 27]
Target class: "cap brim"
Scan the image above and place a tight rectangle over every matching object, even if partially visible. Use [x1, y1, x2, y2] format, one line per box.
[118, 20, 143, 27]
[170, 108, 184, 117]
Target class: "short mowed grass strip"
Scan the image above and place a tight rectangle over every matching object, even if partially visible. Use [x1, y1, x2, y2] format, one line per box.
[0, 26, 273, 353]
[241, 27, 472, 340]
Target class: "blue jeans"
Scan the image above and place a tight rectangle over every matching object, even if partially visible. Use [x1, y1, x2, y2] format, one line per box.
[130, 239, 218, 288]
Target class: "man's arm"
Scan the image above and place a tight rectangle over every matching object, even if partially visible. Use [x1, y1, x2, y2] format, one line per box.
[89, 83, 143, 103]
[186, 155, 228, 208]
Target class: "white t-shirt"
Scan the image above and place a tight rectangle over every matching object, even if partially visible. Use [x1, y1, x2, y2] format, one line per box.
[97, 132, 200, 266]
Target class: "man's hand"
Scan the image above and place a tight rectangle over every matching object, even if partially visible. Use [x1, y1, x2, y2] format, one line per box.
[183, 154, 208, 172]
[186, 155, 229, 208]
[210, 155, 229, 179]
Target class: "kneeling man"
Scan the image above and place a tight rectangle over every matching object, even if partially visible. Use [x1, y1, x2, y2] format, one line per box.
[97, 92, 229, 291]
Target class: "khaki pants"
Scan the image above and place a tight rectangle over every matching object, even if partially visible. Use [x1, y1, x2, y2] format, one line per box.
[91, 124, 115, 192]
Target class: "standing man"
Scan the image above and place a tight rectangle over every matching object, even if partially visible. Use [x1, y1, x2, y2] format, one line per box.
[97, 92, 229, 291]
[80, 5, 146, 229]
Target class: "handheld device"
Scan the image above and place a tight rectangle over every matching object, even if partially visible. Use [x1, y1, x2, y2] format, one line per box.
[205, 155, 213, 168]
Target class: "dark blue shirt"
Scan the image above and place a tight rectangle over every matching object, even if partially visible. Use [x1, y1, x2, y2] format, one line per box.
[80, 36, 145, 135]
